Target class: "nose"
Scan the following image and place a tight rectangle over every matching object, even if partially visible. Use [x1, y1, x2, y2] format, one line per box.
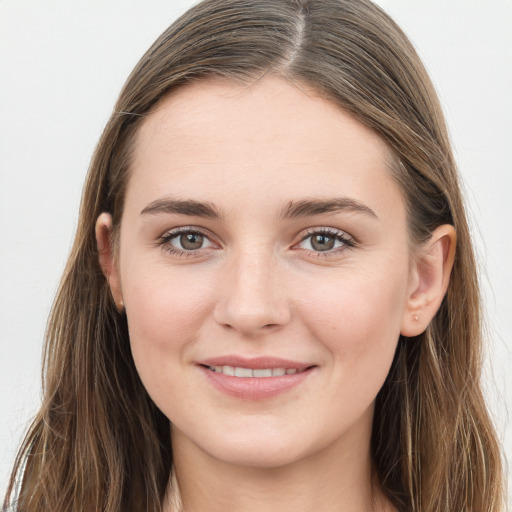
[213, 249, 291, 336]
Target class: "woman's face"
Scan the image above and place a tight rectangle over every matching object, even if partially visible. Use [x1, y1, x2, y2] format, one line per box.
[107, 77, 418, 468]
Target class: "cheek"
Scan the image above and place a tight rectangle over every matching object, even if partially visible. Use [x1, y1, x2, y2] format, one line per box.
[121, 264, 216, 393]
[124, 262, 215, 338]
[297, 265, 408, 389]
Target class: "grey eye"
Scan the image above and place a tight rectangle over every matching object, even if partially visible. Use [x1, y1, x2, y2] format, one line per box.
[169, 231, 214, 251]
[299, 233, 345, 252]
[179, 233, 204, 250]
[310, 234, 336, 251]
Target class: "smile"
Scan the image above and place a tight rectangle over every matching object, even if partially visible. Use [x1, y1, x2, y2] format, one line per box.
[198, 357, 316, 400]
[206, 366, 302, 377]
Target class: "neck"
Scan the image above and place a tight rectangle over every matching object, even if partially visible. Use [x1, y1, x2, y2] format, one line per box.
[163, 413, 393, 512]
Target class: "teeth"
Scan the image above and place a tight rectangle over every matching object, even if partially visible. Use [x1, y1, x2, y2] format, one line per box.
[208, 366, 301, 378]
[234, 367, 253, 378]
[223, 365, 235, 376]
[253, 368, 273, 377]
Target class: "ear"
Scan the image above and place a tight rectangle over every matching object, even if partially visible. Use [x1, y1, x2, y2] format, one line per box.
[95, 213, 124, 311]
[401, 224, 456, 337]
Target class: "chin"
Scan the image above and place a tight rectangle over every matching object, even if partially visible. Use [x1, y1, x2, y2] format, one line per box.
[192, 425, 324, 470]
[210, 442, 305, 469]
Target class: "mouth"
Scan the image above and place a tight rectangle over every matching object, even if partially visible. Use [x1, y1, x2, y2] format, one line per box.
[203, 365, 308, 377]
[197, 357, 317, 400]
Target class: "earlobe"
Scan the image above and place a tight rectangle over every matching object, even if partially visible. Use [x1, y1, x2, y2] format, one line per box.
[95, 213, 124, 311]
[401, 224, 456, 337]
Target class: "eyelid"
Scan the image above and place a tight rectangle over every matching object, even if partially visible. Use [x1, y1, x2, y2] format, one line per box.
[157, 226, 220, 256]
[156, 225, 356, 258]
[292, 226, 356, 255]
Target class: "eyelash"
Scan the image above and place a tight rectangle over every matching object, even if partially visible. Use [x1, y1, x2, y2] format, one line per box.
[157, 226, 356, 258]
[295, 227, 356, 257]
[158, 227, 216, 258]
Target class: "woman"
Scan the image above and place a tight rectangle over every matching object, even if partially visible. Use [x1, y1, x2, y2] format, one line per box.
[3, 0, 505, 511]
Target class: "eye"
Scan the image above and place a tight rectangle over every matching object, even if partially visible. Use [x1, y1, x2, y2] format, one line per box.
[296, 228, 355, 254]
[158, 228, 216, 255]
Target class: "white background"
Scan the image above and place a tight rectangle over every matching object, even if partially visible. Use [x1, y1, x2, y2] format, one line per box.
[1, 0, 511, 500]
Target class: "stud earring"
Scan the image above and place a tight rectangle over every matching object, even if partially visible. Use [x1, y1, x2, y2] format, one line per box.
[114, 297, 125, 313]
[412, 313, 420, 322]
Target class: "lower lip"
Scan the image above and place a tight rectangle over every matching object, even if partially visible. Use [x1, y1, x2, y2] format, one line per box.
[200, 366, 315, 400]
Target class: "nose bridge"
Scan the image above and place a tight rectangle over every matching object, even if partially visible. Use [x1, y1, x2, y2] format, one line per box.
[214, 243, 290, 334]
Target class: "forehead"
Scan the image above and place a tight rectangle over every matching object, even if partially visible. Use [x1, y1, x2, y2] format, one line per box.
[128, 77, 404, 218]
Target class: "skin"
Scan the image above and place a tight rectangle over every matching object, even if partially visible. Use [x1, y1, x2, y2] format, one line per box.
[96, 77, 455, 512]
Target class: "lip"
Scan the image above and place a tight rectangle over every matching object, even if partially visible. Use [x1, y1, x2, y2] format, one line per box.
[197, 355, 316, 400]
[199, 355, 313, 371]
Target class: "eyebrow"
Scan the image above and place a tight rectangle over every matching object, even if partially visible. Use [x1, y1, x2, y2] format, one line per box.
[140, 198, 223, 219]
[280, 197, 377, 220]
[140, 196, 377, 220]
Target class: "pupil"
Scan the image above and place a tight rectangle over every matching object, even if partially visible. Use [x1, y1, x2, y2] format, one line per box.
[180, 233, 203, 250]
[311, 234, 334, 251]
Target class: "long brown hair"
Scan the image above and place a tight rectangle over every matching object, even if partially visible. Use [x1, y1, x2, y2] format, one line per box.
[4, 0, 504, 511]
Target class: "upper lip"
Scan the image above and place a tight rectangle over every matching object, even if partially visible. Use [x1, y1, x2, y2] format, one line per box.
[198, 356, 314, 370]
